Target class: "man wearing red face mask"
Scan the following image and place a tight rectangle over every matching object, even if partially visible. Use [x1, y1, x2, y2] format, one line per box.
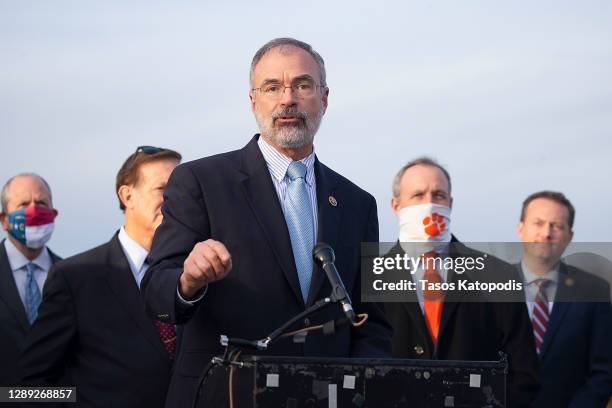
[0, 173, 61, 386]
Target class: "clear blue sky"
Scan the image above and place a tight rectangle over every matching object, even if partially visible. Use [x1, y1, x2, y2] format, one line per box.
[1, 1, 611, 257]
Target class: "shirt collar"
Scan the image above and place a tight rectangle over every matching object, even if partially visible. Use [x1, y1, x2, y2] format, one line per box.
[521, 260, 559, 285]
[257, 135, 316, 186]
[4, 238, 53, 272]
[118, 226, 149, 273]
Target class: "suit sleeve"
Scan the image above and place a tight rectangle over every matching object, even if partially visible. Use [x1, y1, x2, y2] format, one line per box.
[349, 195, 393, 358]
[19, 265, 76, 385]
[141, 163, 211, 324]
[569, 285, 612, 407]
[497, 300, 540, 408]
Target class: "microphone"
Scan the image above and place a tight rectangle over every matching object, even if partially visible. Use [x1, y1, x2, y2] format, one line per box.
[312, 243, 356, 323]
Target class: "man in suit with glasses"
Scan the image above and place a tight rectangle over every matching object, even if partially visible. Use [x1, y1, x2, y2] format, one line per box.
[142, 38, 392, 407]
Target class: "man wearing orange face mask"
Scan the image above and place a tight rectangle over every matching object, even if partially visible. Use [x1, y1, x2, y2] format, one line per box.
[517, 191, 612, 407]
[0, 173, 61, 386]
[384, 157, 539, 408]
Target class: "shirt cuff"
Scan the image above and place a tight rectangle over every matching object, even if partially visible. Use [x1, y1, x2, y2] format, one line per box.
[176, 284, 207, 305]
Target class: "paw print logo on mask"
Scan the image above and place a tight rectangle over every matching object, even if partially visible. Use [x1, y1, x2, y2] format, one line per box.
[422, 212, 446, 237]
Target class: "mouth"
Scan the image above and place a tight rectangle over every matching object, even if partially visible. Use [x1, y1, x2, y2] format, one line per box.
[275, 116, 302, 125]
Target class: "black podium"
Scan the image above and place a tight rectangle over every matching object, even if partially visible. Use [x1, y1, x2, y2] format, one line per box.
[195, 356, 507, 408]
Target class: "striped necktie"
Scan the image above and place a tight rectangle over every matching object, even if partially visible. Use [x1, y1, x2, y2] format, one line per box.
[283, 161, 314, 302]
[25, 262, 42, 324]
[531, 279, 550, 354]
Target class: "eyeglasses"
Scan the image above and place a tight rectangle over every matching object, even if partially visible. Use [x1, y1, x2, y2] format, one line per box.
[136, 145, 165, 154]
[251, 79, 324, 100]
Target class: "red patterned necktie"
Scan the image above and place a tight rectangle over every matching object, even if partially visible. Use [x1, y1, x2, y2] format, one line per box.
[531, 279, 550, 354]
[153, 320, 176, 360]
[143, 258, 177, 360]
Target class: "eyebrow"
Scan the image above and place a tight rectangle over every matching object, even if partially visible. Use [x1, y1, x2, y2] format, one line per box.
[258, 74, 316, 87]
[292, 74, 315, 83]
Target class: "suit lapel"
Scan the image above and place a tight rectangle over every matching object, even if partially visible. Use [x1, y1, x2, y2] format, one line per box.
[104, 235, 168, 360]
[238, 136, 304, 306]
[307, 160, 341, 305]
[538, 264, 571, 360]
[401, 298, 435, 356]
[436, 273, 460, 355]
[47, 248, 62, 264]
[0, 239, 29, 331]
[436, 242, 465, 354]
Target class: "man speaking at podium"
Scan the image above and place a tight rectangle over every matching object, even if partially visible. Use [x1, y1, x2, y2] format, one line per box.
[142, 38, 392, 407]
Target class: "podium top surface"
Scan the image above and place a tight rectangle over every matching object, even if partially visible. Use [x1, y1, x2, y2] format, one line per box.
[241, 355, 507, 369]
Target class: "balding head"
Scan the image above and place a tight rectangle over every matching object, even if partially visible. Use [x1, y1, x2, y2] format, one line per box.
[1, 173, 53, 214]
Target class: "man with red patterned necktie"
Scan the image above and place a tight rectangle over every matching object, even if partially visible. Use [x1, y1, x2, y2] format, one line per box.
[517, 191, 612, 407]
[20, 146, 181, 408]
[384, 156, 539, 408]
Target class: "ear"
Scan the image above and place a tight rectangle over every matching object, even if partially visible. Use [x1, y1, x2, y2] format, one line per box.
[321, 86, 329, 113]
[391, 196, 401, 215]
[117, 185, 133, 210]
[249, 91, 256, 113]
[0, 212, 7, 231]
[516, 222, 524, 240]
[52, 208, 59, 219]
[449, 196, 454, 209]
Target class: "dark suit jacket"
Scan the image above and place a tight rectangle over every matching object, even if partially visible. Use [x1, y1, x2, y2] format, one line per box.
[519, 263, 612, 408]
[19, 235, 173, 408]
[0, 239, 60, 386]
[142, 135, 392, 407]
[385, 239, 540, 408]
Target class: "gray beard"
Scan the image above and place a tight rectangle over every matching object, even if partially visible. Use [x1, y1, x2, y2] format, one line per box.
[255, 106, 324, 149]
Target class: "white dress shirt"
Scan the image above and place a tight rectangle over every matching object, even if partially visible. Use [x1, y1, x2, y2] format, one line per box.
[117, 226, 149, 288]
[4, 238, 53, 307]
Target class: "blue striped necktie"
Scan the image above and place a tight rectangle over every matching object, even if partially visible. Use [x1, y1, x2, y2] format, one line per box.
[283, 161, 315, 302]
[25, 262, 42, 324]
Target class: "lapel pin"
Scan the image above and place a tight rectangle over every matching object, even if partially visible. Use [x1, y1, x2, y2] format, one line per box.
[329, 195, 337, 207]
[565, 277, 574, 287]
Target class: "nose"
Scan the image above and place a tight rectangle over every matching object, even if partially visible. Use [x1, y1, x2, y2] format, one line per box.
[540, 223, 554, 241]
[278, 86, 297, 105]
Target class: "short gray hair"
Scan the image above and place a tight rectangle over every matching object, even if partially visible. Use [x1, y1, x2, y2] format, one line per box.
[1, 173, 53, 213]
[250, 37, 327, 87]
[392, 157, 452, 199]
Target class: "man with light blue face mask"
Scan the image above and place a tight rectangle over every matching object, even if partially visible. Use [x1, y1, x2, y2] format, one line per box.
[0, 173, 61, 386]
[384, 157, 539, 408]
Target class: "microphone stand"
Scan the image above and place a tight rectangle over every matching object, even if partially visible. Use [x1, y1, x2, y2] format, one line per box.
[192, 293, 358, 408]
